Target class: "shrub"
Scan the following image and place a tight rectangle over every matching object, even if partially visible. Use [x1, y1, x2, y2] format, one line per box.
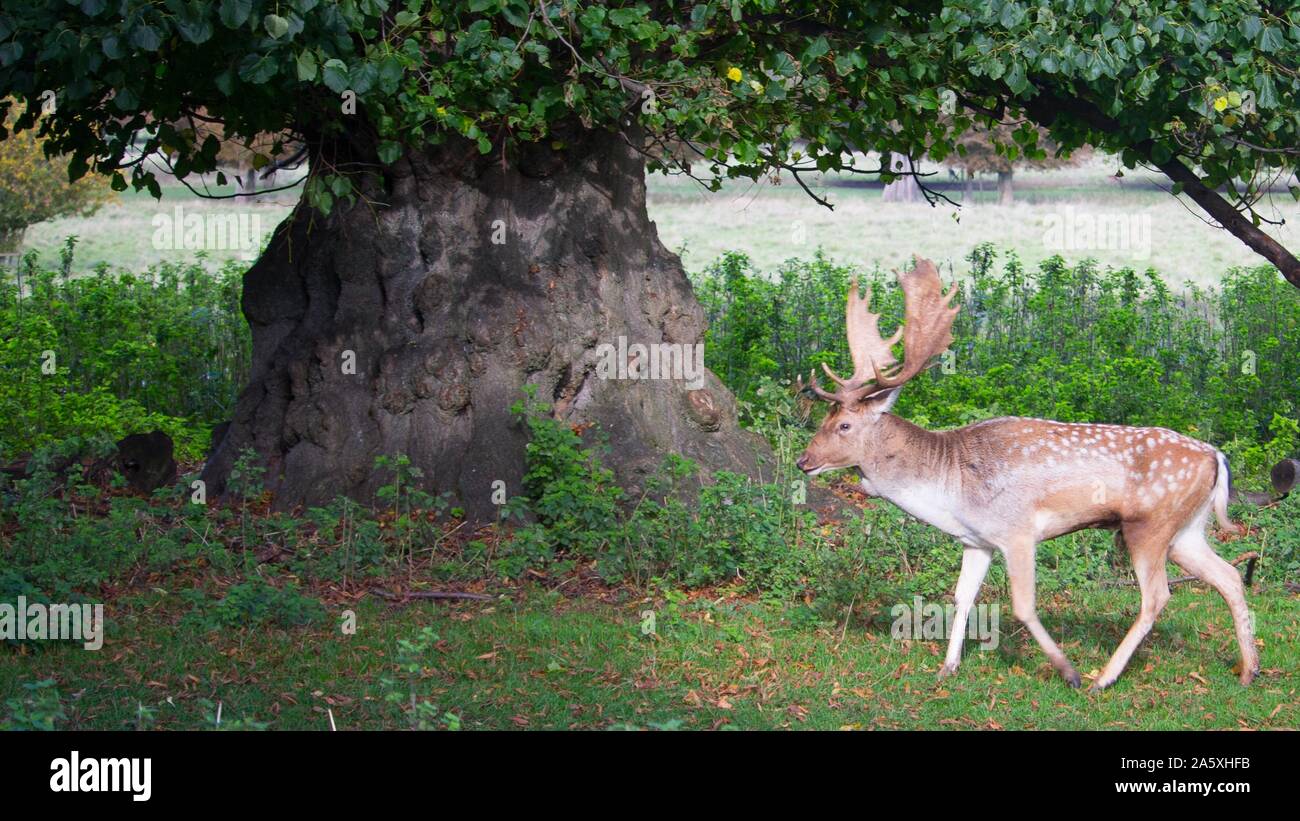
[0, 245, 249, 460]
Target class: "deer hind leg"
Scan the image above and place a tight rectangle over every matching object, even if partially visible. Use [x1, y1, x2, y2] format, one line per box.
[1004, 538, 1080, 687]
[1168, 528, 1259, 685]
[939, 546, 993, 677]
[1092, 520, 1174, 691]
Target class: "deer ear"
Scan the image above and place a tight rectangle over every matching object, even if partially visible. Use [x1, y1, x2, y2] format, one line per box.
[859, 387, 901, 414]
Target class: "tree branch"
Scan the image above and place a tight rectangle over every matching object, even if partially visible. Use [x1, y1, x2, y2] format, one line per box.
[1023, 88, 1300, 288]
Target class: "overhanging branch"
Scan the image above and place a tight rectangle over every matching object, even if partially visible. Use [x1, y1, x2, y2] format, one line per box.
[1023, 87, 1300, 288]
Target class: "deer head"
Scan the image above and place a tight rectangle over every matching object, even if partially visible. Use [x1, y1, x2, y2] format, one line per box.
[794, 256, 959, 475]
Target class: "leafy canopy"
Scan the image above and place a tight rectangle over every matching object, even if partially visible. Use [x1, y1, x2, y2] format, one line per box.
[0, 0, 1296, 228]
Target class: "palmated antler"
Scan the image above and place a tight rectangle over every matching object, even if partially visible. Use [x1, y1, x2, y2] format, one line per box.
[797, 256, 960, 405]
[820, 278, 902, 392]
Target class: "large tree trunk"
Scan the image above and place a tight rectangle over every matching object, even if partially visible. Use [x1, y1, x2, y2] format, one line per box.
[201, 127, 770, 520]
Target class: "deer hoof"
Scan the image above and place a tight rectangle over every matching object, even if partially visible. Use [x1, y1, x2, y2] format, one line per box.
[1058, 665, 1083, 689]
[938, 661, 959, 679]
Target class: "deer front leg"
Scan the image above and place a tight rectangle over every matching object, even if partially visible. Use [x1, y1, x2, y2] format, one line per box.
[939, 546, 993, 678]
[1005, 538, 1081, 687]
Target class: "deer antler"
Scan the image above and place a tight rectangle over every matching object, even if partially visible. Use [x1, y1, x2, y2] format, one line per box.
[798, 256, 959, 405]
[794, 369, 843, 403]
[867, 257, 959, 392]
[820, 278, 902, 392]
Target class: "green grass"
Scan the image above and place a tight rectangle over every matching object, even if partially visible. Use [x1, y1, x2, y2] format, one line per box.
[4, 581, 1295, 730]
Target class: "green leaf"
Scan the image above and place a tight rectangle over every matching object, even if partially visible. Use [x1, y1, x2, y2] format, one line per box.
[377, 140, 403, 164]
[350, 61, 378, 95]
[129, 24, 162, 52]
[608, 8, 643, 27]
[113, 87, 138, 111]
[296, 51, 318, 81]
[322, 59, 350, 93]
[264, 14, 291, 40]
[219, 0, 253, 29]
[1258, 26, 1285, 53]
[238, 53, 279, 85]
[0, 41, 22, 66]
[1255, 73, 1278, 109]
[214, 68, 235, 96]
[175, 13, 214, 45]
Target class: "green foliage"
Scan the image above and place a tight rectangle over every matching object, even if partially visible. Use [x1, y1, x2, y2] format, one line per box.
[195, 698, 270, 731]
[0, 247, 249, 461]
[297, 495, 386, 582]
[694, 244, 1300, 488]
[382, 626, 461, 730]
[181, 577, 326, 631]
[0, 438, 213, 601]
[2, 243, 1296, 637]
[375, 453, 450, 566]
[5, 1, 1296, 227]
[506, 387, 625, 563]
[0, 678, 65, 730]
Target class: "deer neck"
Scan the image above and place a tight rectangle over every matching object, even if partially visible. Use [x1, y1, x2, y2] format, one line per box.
[858, 414, 960, 506]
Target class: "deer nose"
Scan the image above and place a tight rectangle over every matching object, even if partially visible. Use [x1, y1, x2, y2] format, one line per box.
[796, 454, 812, 472]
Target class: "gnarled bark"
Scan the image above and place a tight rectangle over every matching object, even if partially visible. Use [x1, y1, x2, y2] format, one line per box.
[201, 127, 772, 520]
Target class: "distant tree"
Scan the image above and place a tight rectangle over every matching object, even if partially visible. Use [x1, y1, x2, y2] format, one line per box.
[0, 99, 112, 253]
[953, 121, 1091, 205]
[881, 152, 923, 203]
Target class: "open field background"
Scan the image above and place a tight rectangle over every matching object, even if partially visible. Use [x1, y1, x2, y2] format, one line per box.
[18, 154, 1300, 286]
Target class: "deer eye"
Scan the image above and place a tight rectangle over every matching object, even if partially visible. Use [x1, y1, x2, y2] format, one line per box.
[838, 422, 852, 432]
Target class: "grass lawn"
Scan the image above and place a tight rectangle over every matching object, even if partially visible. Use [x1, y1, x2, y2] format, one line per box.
[3, 580, 1295, 730]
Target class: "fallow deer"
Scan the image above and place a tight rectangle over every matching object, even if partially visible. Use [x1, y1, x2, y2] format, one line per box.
[795, 257, 1258, 690]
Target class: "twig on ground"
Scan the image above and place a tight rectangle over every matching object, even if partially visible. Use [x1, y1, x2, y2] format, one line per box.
[369, 587, 496, 603]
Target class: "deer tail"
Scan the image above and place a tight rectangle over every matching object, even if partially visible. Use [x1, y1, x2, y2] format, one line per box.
[1213, 450, 1242, 536]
